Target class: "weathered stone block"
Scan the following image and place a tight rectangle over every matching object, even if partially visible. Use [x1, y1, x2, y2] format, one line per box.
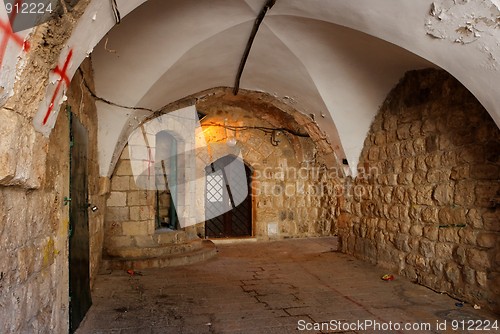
[423, 226, 439, 241]
[483, 211, 499, 232]
[432, 183, 453, 205]
[450, 165, 469, 180]
[394, 234, 410, 252]
[107, 192, 127, 207]
[435, 242, 455, 260]
[425, 154, 440, 169]
[444, 262, 461, 287]
[398, 173, 413, 186]
[114, 160, 133, 176]
[475, 183, 498, 208]
[383, 115, 397, 131]
[368, 147, 379, 161]
[476, 271, 488, 287]
[462, 267, 476, 285]
[466, 209, 483, 229]
[425, 135, 439, 153]
[412, 170, 426, 185]
[438, 228, 459, 243]
[455, 180, 476, 206]
[122, 220, 152, 236]
[410, 122, 422, 137]
[458, 228, 476, 246]
[477, 233, 497, 248]
[105, 207, 129, 222]
[130, 206, 153, 221]
[466, 248, 490, 271]
[410, 224, 423, 237]
[416, 186, 433, 205]
[453, 246, 467, 265]
[400, 141, 415, 157]
[127, 191, 151, 206]
[421, 207, 438, 223]
[438, 207, 466, 226]
[106, 236, 133, 249]
[0, 110, 20, 184]
[470, 164, 499, 180]
[413, 138, 426, 155]
[111, 176, 130, 191]
[397, 124, 411, 140]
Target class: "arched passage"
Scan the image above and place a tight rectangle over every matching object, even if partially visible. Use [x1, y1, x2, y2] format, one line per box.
[1, 1, 500, 332]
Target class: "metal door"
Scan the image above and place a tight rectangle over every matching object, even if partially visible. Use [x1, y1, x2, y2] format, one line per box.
[205, 155, 252, 238]
[69, 112, 92, 333]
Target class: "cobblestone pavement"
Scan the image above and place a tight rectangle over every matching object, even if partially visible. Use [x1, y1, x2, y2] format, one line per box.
[76, 237, 499, 334]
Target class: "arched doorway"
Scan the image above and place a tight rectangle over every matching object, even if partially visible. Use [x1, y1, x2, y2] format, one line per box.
[205, 155, 253, 238]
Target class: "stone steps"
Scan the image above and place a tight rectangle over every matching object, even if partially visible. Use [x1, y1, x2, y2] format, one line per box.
[106, 238, 203, 259]
[102, 240, 217, 270]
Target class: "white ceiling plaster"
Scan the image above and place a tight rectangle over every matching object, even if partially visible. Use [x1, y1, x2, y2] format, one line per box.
[92, 0, 433, 176]
[30, 0, 500, 176]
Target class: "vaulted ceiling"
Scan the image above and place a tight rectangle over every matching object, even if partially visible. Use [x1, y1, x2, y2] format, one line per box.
[20, 0, 500, 176]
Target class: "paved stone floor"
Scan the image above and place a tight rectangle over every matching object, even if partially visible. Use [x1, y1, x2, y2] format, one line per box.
[77, 237, 499, 334]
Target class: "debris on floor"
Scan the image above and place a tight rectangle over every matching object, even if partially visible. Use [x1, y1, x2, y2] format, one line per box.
[126, 269, 143, 276]
[381, 274, 395, 281]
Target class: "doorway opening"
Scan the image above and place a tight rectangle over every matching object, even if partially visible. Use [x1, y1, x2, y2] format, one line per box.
[205, 155, 253, 238]
[155, 131, 179, 230]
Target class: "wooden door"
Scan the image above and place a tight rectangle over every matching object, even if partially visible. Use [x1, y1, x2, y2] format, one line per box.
[205, 155, 252, 238]
[69, 112, 92, 333]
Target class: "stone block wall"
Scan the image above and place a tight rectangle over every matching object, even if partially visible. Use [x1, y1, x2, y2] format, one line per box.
[338, 69, 500, 312]
[0, 57, 104, 333]
[104, 147, 158, 257]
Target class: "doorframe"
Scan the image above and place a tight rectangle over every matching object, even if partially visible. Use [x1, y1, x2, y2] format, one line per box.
[204, 155, 254, 238]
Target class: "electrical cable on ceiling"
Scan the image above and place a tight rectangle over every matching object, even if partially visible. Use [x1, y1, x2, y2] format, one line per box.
[110, 0, 121, 24]
[233, 0, 277, 95]
[78, 68, 153, 112]
[77, 69, 308, 138]
[203, 122, 309, 138]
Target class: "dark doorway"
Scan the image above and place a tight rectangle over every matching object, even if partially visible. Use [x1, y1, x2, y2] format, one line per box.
[205, 155, 252, 238]
[68, 112, 92, 333]
[155, 131, 178, 230]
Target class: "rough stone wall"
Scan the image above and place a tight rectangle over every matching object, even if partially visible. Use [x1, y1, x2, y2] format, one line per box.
[0, 109, 70, 333]
[0, 2, 99, 329]
[338, 69, 500, 312]
[0, 57, 102, 333]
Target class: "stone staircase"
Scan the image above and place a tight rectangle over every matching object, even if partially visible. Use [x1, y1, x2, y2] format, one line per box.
[102, 230, 217, 270]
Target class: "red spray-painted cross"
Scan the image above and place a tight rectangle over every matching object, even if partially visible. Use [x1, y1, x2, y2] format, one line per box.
[42, 49, 73, 125]
[0, 0, 30, 68]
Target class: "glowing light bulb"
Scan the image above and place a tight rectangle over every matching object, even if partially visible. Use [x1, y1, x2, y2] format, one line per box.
[226, 137, 237, 147]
